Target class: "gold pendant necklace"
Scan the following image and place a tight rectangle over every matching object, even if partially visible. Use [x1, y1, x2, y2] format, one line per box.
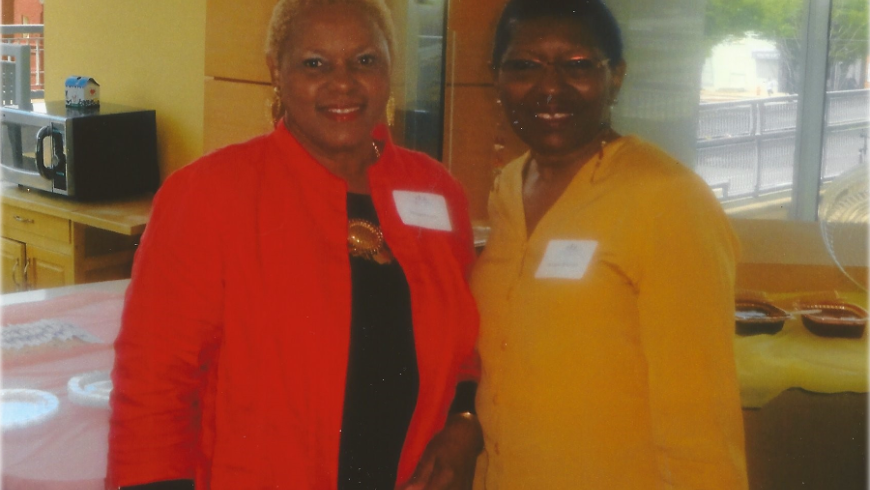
[347, 218, 393, 264]
[344, 141, 391, 264]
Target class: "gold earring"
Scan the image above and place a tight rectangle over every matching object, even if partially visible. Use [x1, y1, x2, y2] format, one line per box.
[492, 96, 507, 189]
[385, 95, 396, 127]
[271, 86, 283, 124]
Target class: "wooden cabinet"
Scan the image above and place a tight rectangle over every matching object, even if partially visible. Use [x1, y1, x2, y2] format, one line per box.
[0, 235, 75, 292]
[1, 237, 26, 292]
[25, 244, 73, 290]
[0, 184, 151, 294]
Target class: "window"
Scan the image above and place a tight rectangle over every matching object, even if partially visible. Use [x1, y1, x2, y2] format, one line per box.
[610, 0, 868, 222]
[386, 0, 447, 160]
[696, 0, 868, 221]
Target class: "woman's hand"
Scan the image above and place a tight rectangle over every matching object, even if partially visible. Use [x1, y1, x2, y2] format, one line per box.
[398, 412, 483, 490]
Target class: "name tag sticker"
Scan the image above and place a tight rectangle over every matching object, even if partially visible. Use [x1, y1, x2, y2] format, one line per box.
[535, 240, 597, 280]
[393, 191, 452, 231]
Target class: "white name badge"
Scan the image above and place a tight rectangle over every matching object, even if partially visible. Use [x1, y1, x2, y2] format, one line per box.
[535, 240, 597, 280]
[393, 191, 453, 231]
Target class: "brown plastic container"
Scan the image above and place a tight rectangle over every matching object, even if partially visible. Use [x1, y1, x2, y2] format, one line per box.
[799, 301, 868, 339]
[735, 299, 791, 336]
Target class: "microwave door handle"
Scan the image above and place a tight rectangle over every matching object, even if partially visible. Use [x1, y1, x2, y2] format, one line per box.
[51, 130, 66, 174]
[35, 125, 53, 179]
[36, 125, 57, 180]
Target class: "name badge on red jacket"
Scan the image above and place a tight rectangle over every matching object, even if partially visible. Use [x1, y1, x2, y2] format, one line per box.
[393, 190, 453, 232]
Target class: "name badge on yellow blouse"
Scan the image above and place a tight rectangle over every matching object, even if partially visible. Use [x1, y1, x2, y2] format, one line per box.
[393, 191, 453, 231]
[535, 240, 597, 280]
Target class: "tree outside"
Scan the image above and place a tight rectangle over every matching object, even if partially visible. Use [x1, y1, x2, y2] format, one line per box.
[705, 0, 868, 94]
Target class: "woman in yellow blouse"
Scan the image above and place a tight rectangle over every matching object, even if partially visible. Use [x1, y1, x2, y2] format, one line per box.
[470, 0, 748, 488]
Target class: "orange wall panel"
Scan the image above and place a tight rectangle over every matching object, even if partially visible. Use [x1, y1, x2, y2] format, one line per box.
[205, 0, 274, 83]
[445, 0, 504, 85]
[443, 85, 527, 220]
[203, 79, 274, 154]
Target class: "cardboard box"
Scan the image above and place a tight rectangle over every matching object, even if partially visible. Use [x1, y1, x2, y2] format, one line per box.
[65, 76, 100, 108]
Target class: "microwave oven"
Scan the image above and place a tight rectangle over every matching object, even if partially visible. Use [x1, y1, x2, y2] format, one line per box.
[1, 102, 159, 200]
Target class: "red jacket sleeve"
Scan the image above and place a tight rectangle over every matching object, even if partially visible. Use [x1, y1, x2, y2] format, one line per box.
[447, 178, 477, 281]
[108, 163, 224, 487]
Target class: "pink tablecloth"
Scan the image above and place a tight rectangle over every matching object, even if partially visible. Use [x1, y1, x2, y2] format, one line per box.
[2, 289, 126, 490]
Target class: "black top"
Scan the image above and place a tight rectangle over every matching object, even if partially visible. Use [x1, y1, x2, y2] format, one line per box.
[338, 193, 420, 489]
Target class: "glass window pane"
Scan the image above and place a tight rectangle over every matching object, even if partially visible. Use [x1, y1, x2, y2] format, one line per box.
[387, 0, 446, 160]
[820, 0, 868, 183]
[817, 0, 868, 286]
[695, 0, 808, 220]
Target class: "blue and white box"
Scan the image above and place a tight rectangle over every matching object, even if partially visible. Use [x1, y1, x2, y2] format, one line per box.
[65, 76, 100, 108]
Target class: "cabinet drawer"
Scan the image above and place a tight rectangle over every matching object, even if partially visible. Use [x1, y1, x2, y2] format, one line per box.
[2, 205, 71, 244]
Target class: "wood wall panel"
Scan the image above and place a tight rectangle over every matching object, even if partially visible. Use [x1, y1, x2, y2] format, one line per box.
[444, 0, 504, 86]
[442, 0, 520, 221]
[443, 85, 527, 221]
[203, 79, 275, 154]
[205, 0, 274, 83]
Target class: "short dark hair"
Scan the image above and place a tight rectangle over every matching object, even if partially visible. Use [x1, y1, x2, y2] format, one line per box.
[491, 0, 623, 69]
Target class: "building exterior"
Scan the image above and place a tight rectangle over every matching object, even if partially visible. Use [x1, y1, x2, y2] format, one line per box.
[3, 0, 44, 96]
[3, 0, 43, 26]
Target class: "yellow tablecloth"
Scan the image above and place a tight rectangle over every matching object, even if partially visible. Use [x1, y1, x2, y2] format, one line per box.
[735, 290, 868, 408]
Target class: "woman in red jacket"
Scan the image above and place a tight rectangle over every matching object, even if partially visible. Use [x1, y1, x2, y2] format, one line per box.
[108, 1, 481, 489]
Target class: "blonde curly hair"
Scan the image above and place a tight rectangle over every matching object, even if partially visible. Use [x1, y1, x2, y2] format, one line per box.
[265, 0, 395, 65]
[265, 0, 395, 122]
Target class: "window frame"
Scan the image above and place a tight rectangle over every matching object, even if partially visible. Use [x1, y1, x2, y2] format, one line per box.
[791, 0, 834, 221]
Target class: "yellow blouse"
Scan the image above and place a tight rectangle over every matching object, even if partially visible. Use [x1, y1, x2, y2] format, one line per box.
[471, 136, 748, 489]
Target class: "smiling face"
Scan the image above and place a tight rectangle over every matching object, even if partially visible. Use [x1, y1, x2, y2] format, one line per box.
[495, 16, 626, 159]
[268, 3, 391, 160]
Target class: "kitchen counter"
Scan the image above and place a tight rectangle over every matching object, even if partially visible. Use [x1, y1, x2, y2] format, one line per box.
[1, 184, 153, 292]
[1, 183, 152, 236]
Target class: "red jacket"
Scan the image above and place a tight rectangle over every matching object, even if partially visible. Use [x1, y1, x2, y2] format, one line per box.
[108, 124, 479, 489]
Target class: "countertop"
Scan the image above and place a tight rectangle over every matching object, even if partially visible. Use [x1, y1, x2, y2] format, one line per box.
[1, 183, 153, 236]
[1, 278, 130, 306]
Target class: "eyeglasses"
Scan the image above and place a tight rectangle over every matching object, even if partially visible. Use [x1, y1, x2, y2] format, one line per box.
[498, 57, 610, 83]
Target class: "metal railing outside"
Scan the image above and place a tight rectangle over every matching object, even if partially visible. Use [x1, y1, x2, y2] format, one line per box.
[695, 89, 869, 199]
[1, 24, 44, 100]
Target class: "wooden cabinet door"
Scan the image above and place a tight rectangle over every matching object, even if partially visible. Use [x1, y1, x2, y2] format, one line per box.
[1, 237, 27, 293]
[25, 244, 74, 290]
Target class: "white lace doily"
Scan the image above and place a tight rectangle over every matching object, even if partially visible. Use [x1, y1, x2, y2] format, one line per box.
[2, 319, 103, 351]
[1, 389, 60, 431]
[67, 371, 113, 408]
